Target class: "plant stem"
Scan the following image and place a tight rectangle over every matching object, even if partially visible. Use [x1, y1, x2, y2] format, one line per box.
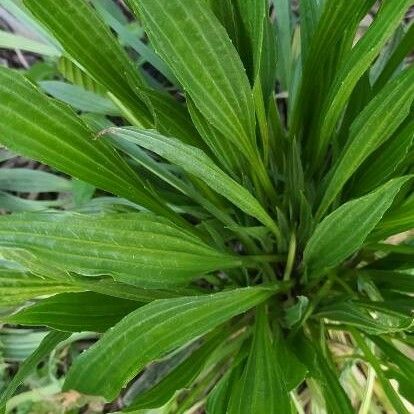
[283, 232, 296, 281]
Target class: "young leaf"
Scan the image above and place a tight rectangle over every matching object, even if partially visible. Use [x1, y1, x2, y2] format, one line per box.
[64, 286, 278, 400]
[0, 168, 71, 193]
[291, 0, 374, 135]
[0, 192, 64, 212]
[0, 30, 60, 56]
[228, 308, 290, 414]
[304, 177, 411, 277]
[92, 0, 177, 85]
[373, 22, 414, 92]
[0, 212, 243, 288]
[39, 81, 121, 115]
[349, 120, 414, 197]
[314, 0, 414, 164]
[4, 292, 142, 333]
[317, 67, 414, 217]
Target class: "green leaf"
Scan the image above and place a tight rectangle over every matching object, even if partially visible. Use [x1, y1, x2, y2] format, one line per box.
[317, 68, 414, 217]
[0, 247, 183, 303]
[291, 0, 374, 136]
[277, 336, 308, 391]
[352, 330, 410, 414]
[0, 212, 242, 288]
[91, 0, 177, 85]
[373, 22, 414, 92]
[369, 336, 414, 385]
[371, 196, 414, 241]
[0, 67, 177, 221]
[0, 269, 78, 307]
[106, 127, 281, 239]
[0, 30, 60, 56]
[0, 168, 71, 193]
[315, 300, 413, 335]
[292, 334, 354, 414]
[0, 330, 70, 413]
[4, 292, 141, 333]
[129, 0, 256, 156]
[349, 120, 414, 197]
[64, 286, 278, 400]
[274, 0, 292, 89]
[187, 97, 242, 174]
[0, 0, 59, 47]
[358, 270, 414, 294]
[314, 0, 413, 165]
[24, 0, 152, 127]
[299, 0, 322, 63]
[57, 56, 106, 94]
[228, 307, 290, 414]
[304, 177, 411, 277]
[126, 331, 222, 410]
[237, 0, 276, 100]
[39, 81, 121, 115]
[233, 0, 265, 74]
[206, 349, 247, 414]
[0, 192, 64, 213]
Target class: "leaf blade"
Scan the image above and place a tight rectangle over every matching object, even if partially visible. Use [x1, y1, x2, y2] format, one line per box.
[64, 286, 278, 400]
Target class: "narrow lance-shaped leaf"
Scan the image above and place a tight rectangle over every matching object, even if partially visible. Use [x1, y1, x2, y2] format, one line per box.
[314, 0, 413, 165]
[39, 81, 121, 116]
[0, 192, 64, 213]
[315, 300, 413, 335]
[0, 67, 177, 221]
[0, 168, 71, 193]
[24, 0, 152, 126]
[228, 307, 290, 414]
[106, 127, 281, 239]
[305, 177, 411, 278]
[64, 286, 279, 400]
[371, 196, 414, 241]
[129, 0, 256, 156]
[317, 67, 414, 217]
[373, 22, 414, 92]
[3, 292, 142, 333]
[0, 30, 60, 56]
[91, 0, 177, 85]
[358, 270, 414, 294]
[126, 330, 223, 411]
[291, 0, 374, 135]
[0, 247, 183, 303]
[349, 120, 414, 197]
[0, 212, 243, 288]
[292, 334, 354, 414]
[352, 330, 410, 414]
[274, 0, 292, 89]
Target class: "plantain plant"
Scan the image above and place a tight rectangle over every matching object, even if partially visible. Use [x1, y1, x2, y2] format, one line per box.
[0, 0, 414, 412]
